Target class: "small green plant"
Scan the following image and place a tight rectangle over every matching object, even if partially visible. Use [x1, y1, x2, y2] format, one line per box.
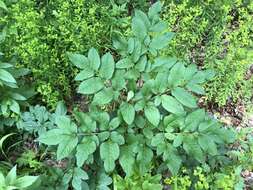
[34, 2, 237, 189]
[0, 165, 38, 190]
[0, 55, 34, 129]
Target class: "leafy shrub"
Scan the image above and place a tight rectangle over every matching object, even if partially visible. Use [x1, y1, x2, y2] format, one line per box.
[32, 3, 237, 189]
[162, 0, 253, 105]
[0, 0, 129, 107]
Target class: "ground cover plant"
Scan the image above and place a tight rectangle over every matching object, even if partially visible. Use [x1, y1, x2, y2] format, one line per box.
[0, 0, 253, 190]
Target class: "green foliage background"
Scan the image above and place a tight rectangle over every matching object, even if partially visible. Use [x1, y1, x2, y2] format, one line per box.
[0, 0, 253, 189]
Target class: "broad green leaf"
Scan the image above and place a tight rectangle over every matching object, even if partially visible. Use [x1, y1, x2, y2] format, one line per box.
[152, 56, 176, 71]
[0, 1, 8, 11]
[88, 48, 100, 70]
[0, 69, 16, 83]
[172, 87, 197, 108]
[9, 100, 20, 114]
[148, 1, 162, 20]
[168, 62, 185, 87]
[0, 63, 12, 69]
[74, 67, 94, 81]
[184, 109, 205, 131]
[111, 131, 125, 145]
[100, 141, 120, 172]
[120, 102, 135, 125]
[9, 93, 26, 101]
[186, 83, 205, 95]
[173, 134, 183, 147]
[127, 38, 135, 54]
[55, 116, 77, 134]
[55, 101, 67, 115]
[149, 32, 174, 50]
[6, 166, 17, 185]
[132, 17, 147, 40]
[116, 58, 133, 69]
[76, 138, 97, 167]
[151, 133, 164, 147]
[136, 145, 153, 174]
[93, 88, 113, 105]
[135, 55, 147, 72]
[14, 176, 38, 188]
[161, 95, 185, 115]
[166, 151, 182, 175]
[150, 21, 167, 32]
[38, 129, 63, 145]
[135, 10, 150, 29]
[119, 146, 135, 176]
[72, 168, 89, 190]
[109, 117, 121, 130]
[99, 53, 115, 79]
[68, 53, 89, 69]
[78, 77, 104, 95]
[144, 105, 160, 126]
[57, 135, 78, 160]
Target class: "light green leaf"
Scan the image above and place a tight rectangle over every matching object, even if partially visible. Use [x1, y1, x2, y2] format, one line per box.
[74, 67, 94, 81]
[57, 135, 78, 160]
[111, 131, 125, 145]
[120, 102, 135, 125]
[6, 166, 17, 185]
[93, 88, 113, 105]
[76, 138, 97, 167]
[168, 62, 185, 87]
[119, 146, 135, 176]
[88, 48, 100, 70]
[99, 53, 115, 79]
[0, 1, 8, 11]
[100, 141, 120, 172]
[38, 129, 63, 145]
[55, 116, 77, 134]
[116, 58, 133, 69]
[135, 10, 150, 29]
[0, 69, 16, 83]
[144, 105, 160, 126]
[9, 100, 20, 114]
[173, 134, 183, 147]
[68, 53, 89, 69]
[72, 168, 89, 190]
[132, 17, 147, 40]
[161, 95, 185, 115]
[14, 176, 38, 188]
[172, 87, 197, 108]
[78, 77, 104, 95]
[186, 83, 205, 95]
[149, 32, 174, 50]
[148, 1, 162, 20]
